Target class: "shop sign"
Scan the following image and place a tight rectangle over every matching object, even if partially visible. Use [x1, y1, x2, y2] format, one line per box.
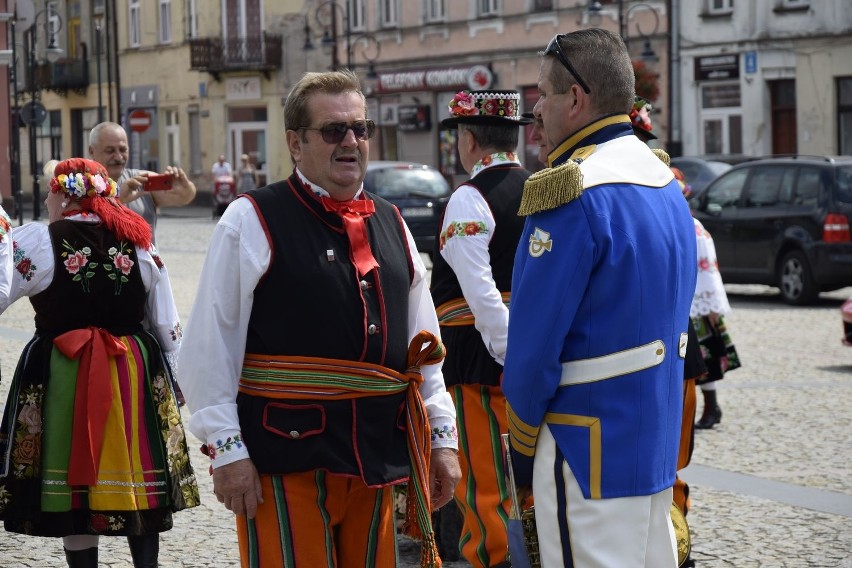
[377, 65, 493, 94]
[694, 54, 740, 82]
[398, 105, 431, 132]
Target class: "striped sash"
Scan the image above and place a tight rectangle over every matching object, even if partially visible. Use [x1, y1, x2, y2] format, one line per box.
[238, 330, 446, 568]
[435, 292, 511, 327]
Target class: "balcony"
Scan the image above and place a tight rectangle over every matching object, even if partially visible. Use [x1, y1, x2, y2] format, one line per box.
[189, 33, 283, 80]
[31, 58, 90, 96]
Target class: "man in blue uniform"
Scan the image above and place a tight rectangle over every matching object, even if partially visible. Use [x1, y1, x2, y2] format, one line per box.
[503, 29, 697, 567]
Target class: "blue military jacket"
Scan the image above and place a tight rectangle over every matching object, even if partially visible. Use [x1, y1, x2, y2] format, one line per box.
[503, 116, 697, 499]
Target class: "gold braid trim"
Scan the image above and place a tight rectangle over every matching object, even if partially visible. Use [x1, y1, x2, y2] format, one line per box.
[652, 148, 671, 166]
[517, 160, 583, 216]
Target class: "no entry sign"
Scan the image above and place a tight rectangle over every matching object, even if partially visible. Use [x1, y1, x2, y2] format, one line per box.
[128, 109, 152, 133]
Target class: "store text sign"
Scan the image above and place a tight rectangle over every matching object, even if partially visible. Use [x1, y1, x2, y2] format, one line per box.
[377, 65, 493, 94]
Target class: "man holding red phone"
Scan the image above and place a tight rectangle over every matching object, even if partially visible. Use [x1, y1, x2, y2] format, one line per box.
[88, 121, 196, 242]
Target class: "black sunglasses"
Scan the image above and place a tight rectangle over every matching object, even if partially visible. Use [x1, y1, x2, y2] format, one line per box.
[299, 120, 376, 144]
[545, 34, 591, 94]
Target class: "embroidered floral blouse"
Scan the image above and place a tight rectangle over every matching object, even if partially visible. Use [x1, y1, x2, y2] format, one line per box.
[0, 212, 183, 368]
[691, 217, 731, 318]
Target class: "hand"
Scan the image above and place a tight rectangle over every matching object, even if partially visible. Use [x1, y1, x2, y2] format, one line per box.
[212, 458, 264, 519]
[151, 166, 197, 207]
[429, 447, 461, 511]
[118, 174, 147, 204]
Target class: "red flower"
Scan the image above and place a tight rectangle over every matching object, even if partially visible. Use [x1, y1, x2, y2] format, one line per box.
[90, 514, 109, 532]
[64, 251, 87, 275]
[464, 222, 480, 236]
[113, 253, 135, 275]
[482, 99, 499, 116]
[16, 259, 31, 276]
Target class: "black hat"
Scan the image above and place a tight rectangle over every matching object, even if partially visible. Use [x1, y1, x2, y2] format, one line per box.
[441, 90, 534, 129]
[521, 112, 535, 120]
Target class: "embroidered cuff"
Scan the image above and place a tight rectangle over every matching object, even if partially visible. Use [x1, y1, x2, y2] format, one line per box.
[201, 431, 249, 468]
[430, 422, 459, 448]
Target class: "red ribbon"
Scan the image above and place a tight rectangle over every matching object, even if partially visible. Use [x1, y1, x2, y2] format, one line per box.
[53, 326, 128, 486]
[321, 196, 380, 277]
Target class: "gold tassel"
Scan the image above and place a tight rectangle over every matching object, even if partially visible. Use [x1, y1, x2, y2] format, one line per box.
[652, 148, 671, 166]
[518, 160, 584, 216]
[419, 532, 442, 568]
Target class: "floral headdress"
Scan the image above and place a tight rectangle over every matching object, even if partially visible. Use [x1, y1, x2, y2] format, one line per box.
[442, 90, 533, 129]
[629, 96, 656, 139]
[49, 158, 118, 200]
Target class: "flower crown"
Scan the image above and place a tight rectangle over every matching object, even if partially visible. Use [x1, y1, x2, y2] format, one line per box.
[448, 90, 520, 120]
[48, 158, 117, 200]
[50, 170, 118, 199]
[629, 97, 653, 133]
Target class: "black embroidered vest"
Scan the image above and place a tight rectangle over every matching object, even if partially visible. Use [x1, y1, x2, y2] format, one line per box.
[31, 220, 146, 335]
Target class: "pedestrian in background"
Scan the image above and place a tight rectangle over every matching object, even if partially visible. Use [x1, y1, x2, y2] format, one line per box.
[236, 153, 258, 195]
[88, 121, 197, 244]
[503, 29, 696, 567]
[430, 89, 532, 568]
[211, 154, 233, 179]
[178, 69, 461, 568]
[0, 158, 199, 568]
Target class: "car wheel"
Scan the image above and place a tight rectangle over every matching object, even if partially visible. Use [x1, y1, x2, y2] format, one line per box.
[778, 250, 818, 305]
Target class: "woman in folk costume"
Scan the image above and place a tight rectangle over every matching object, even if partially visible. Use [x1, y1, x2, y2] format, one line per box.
[685, 176, 741, 429]
[0, 158, 199, 567]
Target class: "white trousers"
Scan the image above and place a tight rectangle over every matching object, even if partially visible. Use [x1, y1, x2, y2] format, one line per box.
[533, 425, 678, 568]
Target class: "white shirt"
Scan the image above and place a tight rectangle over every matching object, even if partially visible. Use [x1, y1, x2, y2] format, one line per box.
[0, 213, 182, 368]
[178, 170, 458, 469]
[439, 153, 522, 364]
[211, 161, 233, 178]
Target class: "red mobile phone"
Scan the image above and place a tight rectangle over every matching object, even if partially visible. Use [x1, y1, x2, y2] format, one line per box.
[144, 174, 173, 191]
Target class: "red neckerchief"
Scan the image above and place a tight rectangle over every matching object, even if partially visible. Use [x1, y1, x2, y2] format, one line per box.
[320, 195, 380, 276]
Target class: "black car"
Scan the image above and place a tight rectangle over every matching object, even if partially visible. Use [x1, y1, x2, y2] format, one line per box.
[670, 156, 732, 196]
[363, 161, 451, 259]
[690, 155, 852, 304]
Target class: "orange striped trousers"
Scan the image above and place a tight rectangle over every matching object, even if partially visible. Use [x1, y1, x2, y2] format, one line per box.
[450, 384, 512, 568]
[236, 470, 397, 568]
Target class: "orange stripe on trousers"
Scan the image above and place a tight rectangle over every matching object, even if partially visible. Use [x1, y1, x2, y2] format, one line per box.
[674, 378, 697, 516]
[450, 384, 512, 568]
[236, 471, 398, 567]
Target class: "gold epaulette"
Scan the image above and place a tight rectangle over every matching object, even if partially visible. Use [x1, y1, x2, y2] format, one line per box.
[652, 148, 671, 166]
[517, 160, 583, 216]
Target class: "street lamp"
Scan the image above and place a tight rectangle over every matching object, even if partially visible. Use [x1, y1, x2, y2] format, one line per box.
[587, 1, 660, 62]
[25, 6, 63, 221]
[305, 1, 381, 74]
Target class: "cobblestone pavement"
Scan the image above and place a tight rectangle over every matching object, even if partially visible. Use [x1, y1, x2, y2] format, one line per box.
[1, 209, 850, 567]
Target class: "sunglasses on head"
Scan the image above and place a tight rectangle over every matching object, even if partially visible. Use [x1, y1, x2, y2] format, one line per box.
[545, 34, 591, 94]
[299, 120, 376, 144]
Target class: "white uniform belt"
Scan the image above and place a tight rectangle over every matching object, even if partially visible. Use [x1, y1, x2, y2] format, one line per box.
[559, 336, 686, 387]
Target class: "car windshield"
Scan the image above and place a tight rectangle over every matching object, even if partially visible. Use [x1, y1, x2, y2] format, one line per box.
[836, 165, 852, 204]
[365, 166, 450, 199]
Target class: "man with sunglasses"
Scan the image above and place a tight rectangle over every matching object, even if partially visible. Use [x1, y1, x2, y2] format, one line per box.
[502, 29, 697, 568]
[429, 90, 532, 568]
[179, 70, 461, 567]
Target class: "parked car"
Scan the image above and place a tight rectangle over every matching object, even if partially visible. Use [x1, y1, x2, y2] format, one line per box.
[690, 155, 852, 305]
[362, 161, 451, 259]
[841, 297, 852, 346]
[670, 156, 733, 196]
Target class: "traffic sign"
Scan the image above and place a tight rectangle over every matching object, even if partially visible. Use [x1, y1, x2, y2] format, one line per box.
[128, 109, 152, 133]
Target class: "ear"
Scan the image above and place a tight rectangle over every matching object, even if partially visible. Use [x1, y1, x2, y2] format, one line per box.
[286, 130, 303, 164]
[462, 128, 477, 155]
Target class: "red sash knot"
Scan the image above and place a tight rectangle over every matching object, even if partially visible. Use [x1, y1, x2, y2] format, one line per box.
[321, 196, 380, 277]
[54, 326, 128, 486]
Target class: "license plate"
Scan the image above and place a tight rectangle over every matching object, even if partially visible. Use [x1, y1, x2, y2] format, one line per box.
[402, 207, 433, 218]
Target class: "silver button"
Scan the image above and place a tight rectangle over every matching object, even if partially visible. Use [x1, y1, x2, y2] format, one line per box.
[360, 280, 369, 290]
[368, 324, 378, 335]
[289, 430, 300, 439]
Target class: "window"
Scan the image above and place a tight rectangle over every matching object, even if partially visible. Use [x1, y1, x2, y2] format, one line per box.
[794, 167, 822, 208]
[348, 0, 365, 31]
[186, 0, 198, 38]
[780, 0, 808, 8]
[129, 0, 141, 47]
[705, 168, 748, 212]
[425, 0, 446, 22]
[480, 0, 501, 17]
[381, 0, 399, 27]
[165, 110, 180, 167]
[744, 166, 790, 208]
[839, 78, 852, 155]
[701, 83, 742, 155]
[533, 0, 553, 10]
[159, 0, 172, 43]
[708, 0, 734, 15]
